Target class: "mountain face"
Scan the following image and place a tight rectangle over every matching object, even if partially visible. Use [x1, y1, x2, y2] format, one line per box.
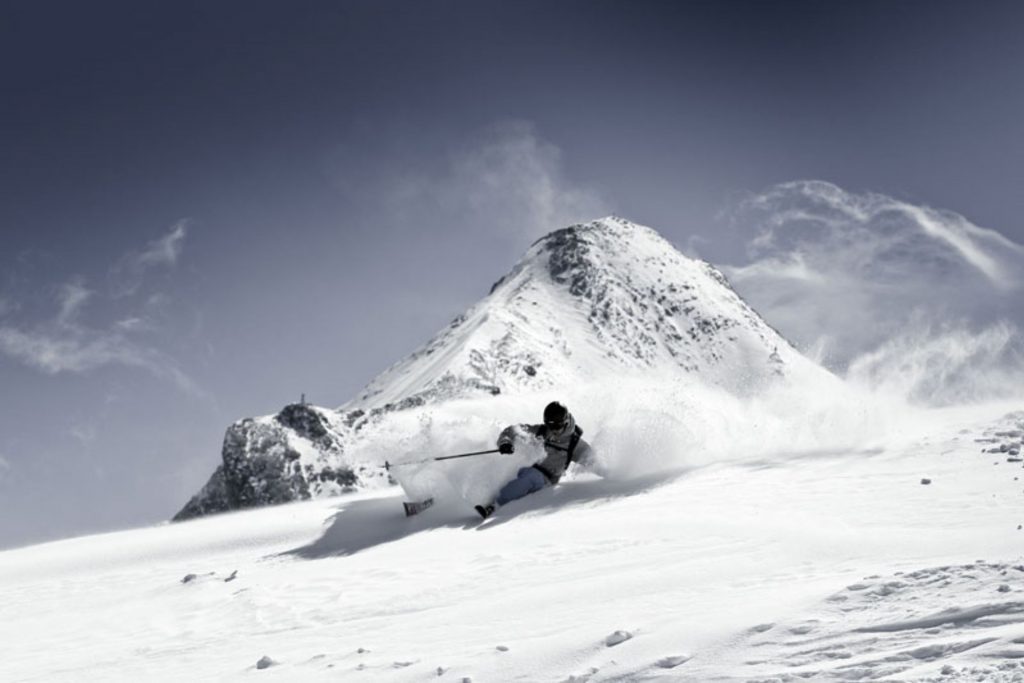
[174, 217, 830, 521]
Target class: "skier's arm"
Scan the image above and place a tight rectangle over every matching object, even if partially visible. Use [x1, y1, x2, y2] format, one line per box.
[496, 424, 540, 453]
[497, 425, 516, 453]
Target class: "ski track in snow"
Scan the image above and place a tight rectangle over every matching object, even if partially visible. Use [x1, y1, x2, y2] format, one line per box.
[1, 406, 1023, 682]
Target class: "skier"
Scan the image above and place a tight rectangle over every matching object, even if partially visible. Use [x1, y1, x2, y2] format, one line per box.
[474, 401, 598, 519]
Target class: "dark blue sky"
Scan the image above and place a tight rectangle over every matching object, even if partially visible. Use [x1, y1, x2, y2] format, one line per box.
[2, 0, 1023, 548]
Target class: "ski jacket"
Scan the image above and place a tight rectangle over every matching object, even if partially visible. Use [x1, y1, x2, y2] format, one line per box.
[496, 413, 596, 484]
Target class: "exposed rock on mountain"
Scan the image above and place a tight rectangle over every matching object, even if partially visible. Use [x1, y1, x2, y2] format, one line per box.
[175, 404, 364, 521]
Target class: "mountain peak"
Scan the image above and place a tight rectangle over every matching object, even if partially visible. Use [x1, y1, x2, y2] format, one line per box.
[531, 216, 668, 265]
[490, 216, 684, 298]
[535, 217, 662, 291]
[355, 216, 809, 411]
[532, 215, 655, 246]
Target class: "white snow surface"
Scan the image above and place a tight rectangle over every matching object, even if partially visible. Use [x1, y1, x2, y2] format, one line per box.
[3, 401, 1023, 682]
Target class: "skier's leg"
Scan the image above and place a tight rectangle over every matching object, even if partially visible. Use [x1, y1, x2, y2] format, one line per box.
[495, 467, 548, 506]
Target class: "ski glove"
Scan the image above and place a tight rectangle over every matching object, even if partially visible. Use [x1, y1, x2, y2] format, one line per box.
[498, 442, 515, 454]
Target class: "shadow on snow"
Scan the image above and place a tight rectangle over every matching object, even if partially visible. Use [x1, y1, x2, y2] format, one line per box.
[280, 446, 875, 560]
[280, 469, 684, 560]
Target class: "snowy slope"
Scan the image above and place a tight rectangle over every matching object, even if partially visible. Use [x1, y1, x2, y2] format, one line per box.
[176, 217, 838, 521]
[2, 403, 1022, 682]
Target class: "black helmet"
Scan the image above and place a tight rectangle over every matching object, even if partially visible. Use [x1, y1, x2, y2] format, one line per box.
[543, 401, 569, 431]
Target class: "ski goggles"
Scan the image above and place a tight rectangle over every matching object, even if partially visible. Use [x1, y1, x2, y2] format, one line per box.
[545, 419, 568, 432]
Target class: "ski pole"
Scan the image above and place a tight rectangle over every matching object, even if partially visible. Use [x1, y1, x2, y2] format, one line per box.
[385, 448, 501, 470]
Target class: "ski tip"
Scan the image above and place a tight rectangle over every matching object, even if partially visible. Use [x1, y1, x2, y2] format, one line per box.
[403, 497, 435, 517]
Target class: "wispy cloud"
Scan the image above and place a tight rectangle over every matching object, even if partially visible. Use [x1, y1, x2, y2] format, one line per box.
[69, 421, 97, 445]
[113, 316, 154, 332]
[735, 181, 1024, 288]
[141, 220, 187, 266]
[108, 220, 189, 297]
[0, 220, 204, 396]
[368, 121, 612, 243]
[56, 280, 92, 327]
[0, 453, 10, 483]
[0, 325, 200, 393]
[0, 326, 131, 374]
[723, 181, 1024, 370]
[846, 318, 1024, 406]
[0, 325, 205, 395]
[438, 121, 612, 240]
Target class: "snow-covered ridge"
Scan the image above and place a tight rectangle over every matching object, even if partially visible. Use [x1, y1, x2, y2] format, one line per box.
[175, 217, 834, 521]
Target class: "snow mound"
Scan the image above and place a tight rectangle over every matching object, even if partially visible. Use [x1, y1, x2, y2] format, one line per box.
[604, 630, 633, 647]
[735, 561, 1024, 681]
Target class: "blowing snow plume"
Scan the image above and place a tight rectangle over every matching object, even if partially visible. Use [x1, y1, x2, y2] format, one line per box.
[724, 181, 1024, 406]
[360, 372, 897, 511]
[180, 217, 889, 520]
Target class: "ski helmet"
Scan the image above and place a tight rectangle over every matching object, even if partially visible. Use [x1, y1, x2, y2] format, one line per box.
[543, 401, 569, 429]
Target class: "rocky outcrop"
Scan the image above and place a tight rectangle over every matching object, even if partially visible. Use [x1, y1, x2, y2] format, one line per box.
[174, 404, 358, 521]
[174, 465, 231, 520]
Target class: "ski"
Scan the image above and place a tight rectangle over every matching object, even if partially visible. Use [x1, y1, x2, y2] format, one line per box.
[403, 497, 434, 517]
